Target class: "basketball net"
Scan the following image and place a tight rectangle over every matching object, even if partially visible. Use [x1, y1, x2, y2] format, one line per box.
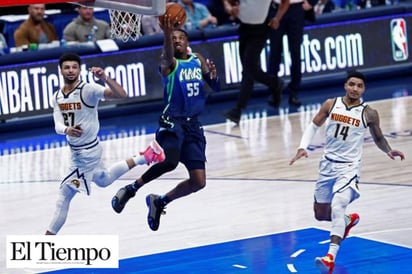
[109, 9, 142, 42]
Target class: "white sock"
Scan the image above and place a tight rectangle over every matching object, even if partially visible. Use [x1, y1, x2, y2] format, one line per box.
[327, 243, 340, 259]
[344, 214, 351, 226]
[132, 155, 146, 165]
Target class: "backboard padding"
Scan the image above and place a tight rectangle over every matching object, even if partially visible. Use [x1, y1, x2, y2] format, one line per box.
[0, 0, 165, 16]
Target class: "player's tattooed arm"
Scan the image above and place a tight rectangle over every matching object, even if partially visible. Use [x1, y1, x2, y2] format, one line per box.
[366, 106, 406, 160]
[366, 106, 392, 154]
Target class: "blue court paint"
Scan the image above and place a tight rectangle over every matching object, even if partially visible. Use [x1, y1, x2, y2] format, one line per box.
[43, 228, 412, 274]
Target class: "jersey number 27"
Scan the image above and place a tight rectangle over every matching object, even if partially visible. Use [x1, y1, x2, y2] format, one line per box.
[63, 112, 75, 127]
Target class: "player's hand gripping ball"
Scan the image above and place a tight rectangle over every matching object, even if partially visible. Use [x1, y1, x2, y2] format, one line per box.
[159, 2, 187, 28]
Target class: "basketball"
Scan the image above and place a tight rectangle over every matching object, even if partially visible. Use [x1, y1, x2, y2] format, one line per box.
[159, 2, 187, 28]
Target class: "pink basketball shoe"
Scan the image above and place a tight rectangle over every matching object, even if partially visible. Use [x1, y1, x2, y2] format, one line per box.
[140, 140, 166, 165]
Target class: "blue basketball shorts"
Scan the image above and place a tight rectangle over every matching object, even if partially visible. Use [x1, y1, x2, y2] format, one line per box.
[156, 115, 206, 170]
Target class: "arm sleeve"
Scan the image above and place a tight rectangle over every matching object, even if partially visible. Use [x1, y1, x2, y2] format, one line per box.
[203, 72, 220, 92]
[298, 121, 319, 150]
[54, 112, 67, 135]
[51, 97, 67, 135]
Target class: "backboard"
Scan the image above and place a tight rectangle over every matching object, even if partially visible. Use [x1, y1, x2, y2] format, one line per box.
[0, 0, 166, 15]
[0, 0, 166, 42]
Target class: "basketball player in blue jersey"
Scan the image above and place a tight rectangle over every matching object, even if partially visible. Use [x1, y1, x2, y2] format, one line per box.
[289, 70, 405, 273]
[112, 15, 220, 231]
[45, 53, 165, 235]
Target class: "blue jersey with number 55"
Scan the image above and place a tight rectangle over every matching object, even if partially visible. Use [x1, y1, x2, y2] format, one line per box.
[162, 54, 206, 118]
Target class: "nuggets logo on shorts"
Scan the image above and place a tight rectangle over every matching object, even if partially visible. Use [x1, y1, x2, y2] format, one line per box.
[390, 18, 408, 61]
[71, 179, 80, 188]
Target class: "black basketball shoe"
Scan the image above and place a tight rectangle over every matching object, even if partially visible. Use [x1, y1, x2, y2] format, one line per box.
[111, 185, 136, 213]
[146, 194, 166, 231]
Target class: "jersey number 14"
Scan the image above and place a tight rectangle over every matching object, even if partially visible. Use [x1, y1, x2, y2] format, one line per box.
[334, 124, 349, 141]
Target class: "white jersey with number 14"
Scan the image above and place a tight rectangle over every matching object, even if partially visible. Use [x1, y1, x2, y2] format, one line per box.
[324, 97, 368, 162]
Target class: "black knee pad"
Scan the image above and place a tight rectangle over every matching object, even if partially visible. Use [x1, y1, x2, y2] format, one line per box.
[142, 148, 180, 183]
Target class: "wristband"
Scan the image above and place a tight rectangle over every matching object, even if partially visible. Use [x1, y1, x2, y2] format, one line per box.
[203, 72, 220, 92]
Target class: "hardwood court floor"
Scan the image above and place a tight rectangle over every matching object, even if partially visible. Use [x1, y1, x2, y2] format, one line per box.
[1, 77, 411, 274]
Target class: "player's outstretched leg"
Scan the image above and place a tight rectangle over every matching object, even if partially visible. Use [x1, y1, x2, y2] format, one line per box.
[112, 140, 166, 214]
[146, 194, 166, 231]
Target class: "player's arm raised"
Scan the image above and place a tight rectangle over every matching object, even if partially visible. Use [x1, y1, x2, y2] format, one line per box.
[89, 66, 127, 99]
[160, 15, 176, 76]
[195, 53, 220, 92]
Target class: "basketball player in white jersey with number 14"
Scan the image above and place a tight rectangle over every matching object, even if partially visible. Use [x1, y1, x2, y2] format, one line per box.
[45, 53, 165, 235]
[289, 70, 405, 274]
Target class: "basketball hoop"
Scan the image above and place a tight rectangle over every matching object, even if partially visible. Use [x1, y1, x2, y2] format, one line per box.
[108, 9, 142, 42]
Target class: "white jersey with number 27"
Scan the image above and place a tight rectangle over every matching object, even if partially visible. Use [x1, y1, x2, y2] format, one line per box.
[52, 81, 105, 148]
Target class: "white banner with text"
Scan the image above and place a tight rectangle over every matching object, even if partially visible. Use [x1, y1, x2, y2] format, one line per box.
[6, 235, 119, 269]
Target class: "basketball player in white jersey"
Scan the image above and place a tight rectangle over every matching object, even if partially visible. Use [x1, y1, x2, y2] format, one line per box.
[289, 70, 405, 273]
[45, 53, 165, 235]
